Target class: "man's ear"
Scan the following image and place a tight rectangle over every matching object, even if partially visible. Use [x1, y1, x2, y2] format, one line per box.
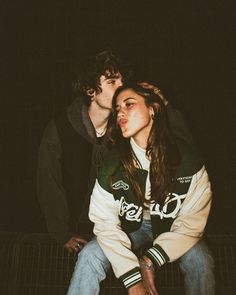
[86, 88, 95, 97]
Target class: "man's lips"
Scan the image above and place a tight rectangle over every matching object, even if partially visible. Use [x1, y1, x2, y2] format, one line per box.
[118, 118, 128, 127]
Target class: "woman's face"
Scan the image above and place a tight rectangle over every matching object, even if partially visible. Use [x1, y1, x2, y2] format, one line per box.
[116, 88, 154, 149]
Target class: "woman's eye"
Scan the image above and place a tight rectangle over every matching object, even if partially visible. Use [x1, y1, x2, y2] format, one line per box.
[126, 102, 134, 108]
[108, 80, 115, 84]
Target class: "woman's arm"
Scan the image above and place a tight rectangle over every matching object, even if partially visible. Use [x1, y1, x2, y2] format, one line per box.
[89, 180, 144, 289]
[138, 82, 194, 145]
[144, 166, 212, 269]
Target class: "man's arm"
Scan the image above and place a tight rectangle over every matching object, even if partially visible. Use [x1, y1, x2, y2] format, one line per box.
[166, 104, 194, 146]
[139, 82, 194, 146]
[37, 120, 87, 252]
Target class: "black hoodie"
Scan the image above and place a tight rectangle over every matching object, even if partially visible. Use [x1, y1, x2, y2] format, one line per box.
[37, 97, 109, 245]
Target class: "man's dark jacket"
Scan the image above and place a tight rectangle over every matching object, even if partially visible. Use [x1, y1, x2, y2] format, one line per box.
[37, 97, 109, 245]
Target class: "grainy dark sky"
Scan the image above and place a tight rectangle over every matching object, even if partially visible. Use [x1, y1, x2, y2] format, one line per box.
[1, 0, 235, 233]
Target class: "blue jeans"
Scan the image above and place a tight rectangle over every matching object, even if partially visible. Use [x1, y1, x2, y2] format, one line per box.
[67, 220, 215, 294]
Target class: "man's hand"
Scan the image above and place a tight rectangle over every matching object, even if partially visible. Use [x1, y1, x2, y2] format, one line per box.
[128, 282, 147, 295]
[140, 256, 159, 295]
[63, 234, 87, 253]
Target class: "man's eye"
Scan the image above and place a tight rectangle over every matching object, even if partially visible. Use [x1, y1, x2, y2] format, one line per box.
[108, 80, 115, 84]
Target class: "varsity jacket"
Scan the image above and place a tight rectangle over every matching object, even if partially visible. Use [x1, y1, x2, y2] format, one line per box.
[89, 137, 212, 289]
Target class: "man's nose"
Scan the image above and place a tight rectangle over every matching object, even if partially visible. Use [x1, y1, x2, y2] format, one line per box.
[118, 79, 123, 87]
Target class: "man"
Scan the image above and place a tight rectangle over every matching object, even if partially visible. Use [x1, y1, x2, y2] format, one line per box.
[37, 50, 128, 252]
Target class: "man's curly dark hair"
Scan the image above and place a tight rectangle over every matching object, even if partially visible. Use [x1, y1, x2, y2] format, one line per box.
[72, 50, 132, 105]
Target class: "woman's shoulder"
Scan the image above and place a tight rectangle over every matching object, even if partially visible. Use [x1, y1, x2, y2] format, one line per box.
[97, 148, 121, 192]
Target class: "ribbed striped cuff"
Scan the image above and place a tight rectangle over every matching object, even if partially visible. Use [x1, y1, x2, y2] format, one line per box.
[120, 267, 142, 289]
[145, 244, 169, 269]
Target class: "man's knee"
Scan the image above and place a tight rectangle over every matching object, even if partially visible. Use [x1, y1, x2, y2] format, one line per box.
[77, 238, 110, 272]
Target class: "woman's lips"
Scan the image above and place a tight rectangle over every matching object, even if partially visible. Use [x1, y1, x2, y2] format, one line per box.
[118, 118, 128, 127]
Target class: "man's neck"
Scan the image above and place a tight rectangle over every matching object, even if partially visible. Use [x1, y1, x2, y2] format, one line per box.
[88, 102, 111, 131]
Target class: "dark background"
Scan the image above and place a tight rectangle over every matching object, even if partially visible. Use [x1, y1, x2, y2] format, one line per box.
[0, 1, 235, 234]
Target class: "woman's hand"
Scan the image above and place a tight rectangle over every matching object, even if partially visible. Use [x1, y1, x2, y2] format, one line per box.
[140, 256, 159, 295]
[128, 282, 148, 295]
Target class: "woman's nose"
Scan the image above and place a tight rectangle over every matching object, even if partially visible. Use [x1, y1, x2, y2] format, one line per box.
[117, 108, 125, 118]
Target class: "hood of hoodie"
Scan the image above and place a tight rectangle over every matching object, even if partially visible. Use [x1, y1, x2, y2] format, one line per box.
[67, 96, 97, 144]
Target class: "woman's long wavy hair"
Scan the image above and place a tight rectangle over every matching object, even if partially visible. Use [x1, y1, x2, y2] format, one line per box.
[107, 84, 180, 206]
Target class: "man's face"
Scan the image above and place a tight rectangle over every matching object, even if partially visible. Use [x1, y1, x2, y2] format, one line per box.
[92, 73, 123, 110]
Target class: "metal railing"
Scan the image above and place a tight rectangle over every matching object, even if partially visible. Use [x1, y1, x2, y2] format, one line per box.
[0, 232, 235, 295]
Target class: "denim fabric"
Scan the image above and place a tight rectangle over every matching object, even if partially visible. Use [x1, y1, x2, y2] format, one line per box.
[179, 238, 215, 295]
[67, 220, 215, 295]
[67, 237, 110, 295]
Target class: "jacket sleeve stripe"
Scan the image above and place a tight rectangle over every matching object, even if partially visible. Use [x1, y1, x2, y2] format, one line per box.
[145, 244, 169, 268]
[120, 267, 142, 289]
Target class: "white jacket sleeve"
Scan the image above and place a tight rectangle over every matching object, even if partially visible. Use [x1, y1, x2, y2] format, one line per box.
[89, 180, 140, 279]
[146, 166, 212, 266]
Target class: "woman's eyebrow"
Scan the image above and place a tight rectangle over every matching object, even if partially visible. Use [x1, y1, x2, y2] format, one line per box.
[123, 97, 135, 102]
[116, 97, 135, 108]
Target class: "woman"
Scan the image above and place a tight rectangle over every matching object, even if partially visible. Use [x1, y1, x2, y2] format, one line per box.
[88, 83, 214, 295]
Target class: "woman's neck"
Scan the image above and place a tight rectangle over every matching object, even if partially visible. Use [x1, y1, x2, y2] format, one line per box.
[132, 134, 148, 150]
[130, 138, 150, 170]
[130, 137, 146, 152]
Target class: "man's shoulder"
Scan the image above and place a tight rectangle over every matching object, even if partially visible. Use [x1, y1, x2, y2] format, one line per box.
[175, 142, 204, 179]
[40, 120, 59, 145]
